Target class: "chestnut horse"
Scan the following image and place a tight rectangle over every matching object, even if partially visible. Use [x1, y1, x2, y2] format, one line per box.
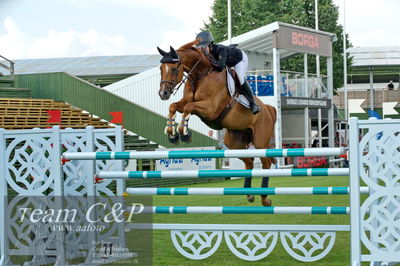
[157, 41, 276, 206]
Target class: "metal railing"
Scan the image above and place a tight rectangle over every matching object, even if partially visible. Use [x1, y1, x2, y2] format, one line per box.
[0, 55, 15, 75]
[246, 70, 328, 99]
[280, 71, 328, 98]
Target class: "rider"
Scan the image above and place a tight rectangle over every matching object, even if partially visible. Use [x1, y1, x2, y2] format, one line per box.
[195, 31, 260, 114]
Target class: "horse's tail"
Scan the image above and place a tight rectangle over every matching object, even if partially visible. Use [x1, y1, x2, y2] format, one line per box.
[264, 104, 277, 161]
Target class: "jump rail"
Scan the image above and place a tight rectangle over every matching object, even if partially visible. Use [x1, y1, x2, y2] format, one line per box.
[98, 168, 349, 179]
[134, 206, 350, 215]
[127, 223, 351, 231]
[126, 186, 369, 195]
[62, 147, 346, 160]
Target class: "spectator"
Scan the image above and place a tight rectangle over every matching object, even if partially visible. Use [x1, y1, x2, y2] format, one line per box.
[387, 80, 395, 90]
[311, 139, 319, 147]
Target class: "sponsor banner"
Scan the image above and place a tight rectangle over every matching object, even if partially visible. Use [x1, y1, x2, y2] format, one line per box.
[293, 156, 329, 168]
[274, 24, 333, 57]
[156, 147, 216, 171]
[281, 97, 331, 109]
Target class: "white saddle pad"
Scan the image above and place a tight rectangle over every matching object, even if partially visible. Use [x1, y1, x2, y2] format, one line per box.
[227, 70, 250, 108]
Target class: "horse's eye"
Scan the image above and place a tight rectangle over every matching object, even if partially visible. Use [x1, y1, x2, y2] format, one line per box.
[171, 67, 178, 74]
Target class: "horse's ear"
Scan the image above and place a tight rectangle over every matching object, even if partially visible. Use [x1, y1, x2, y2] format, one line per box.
[170, 46, 178, 58]
[157, 46, 167, 56]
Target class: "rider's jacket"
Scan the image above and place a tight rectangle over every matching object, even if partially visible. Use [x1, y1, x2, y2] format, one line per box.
[210, 44, 243, 71]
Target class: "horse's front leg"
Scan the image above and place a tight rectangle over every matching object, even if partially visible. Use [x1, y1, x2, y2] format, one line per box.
[177, 102, 208, 143]
[165, 100, 186, 144]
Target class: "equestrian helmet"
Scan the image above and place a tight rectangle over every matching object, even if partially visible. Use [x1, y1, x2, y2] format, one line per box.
[196, 31, 214, 47]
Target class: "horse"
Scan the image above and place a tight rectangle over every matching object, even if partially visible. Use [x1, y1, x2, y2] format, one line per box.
[157, 40, 277, 206]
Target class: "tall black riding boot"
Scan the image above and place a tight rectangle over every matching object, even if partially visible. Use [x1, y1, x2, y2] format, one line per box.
[241, 81, 260, 114]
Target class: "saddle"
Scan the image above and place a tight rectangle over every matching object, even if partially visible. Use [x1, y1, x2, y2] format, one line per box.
[227, 68, 242, 94]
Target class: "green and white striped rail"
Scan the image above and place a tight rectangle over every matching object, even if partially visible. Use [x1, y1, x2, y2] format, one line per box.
[135, 206, 350, 214]
[62, 147, 346, 160]
[98, 168, 349, 179]
[126, 186, 369, 195]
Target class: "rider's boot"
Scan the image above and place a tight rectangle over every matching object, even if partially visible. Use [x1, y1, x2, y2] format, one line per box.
[240, 81, 260, 115]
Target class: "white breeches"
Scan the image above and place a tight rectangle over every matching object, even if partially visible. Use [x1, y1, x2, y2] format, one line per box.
[234, 51, 248, 85]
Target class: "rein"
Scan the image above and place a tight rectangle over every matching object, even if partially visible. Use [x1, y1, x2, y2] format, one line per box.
[182, 49, 214, 100]
[179, 57, 202, 96]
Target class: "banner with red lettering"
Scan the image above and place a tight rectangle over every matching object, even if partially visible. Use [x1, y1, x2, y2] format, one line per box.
[293, 156, 329, 168]
[274, 24, 333, 57]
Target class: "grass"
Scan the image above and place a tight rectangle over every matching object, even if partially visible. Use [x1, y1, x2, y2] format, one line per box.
[118, 175, 352, 266]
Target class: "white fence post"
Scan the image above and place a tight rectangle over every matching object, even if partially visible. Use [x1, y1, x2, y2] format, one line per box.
[0, 129, 9, 266]
[349, 117, 361, 265]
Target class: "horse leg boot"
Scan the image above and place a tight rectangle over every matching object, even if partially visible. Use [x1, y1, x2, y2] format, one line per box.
[164, 114, 180, 144]
[166, 100, 188, 144]
[240, 81, 260, 115]
[178, 114, 192, 143]
[260, 177, 271, 207]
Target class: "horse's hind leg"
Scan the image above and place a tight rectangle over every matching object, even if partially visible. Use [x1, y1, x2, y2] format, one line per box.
[224, 130, 255, 203]
[242, 158, 255, 202]
[259, 157, 273, 206]
[252, 108, 275, 207]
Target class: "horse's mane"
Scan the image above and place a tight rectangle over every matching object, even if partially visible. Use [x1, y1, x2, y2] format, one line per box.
[176, 39, 212, 68]
[177, 40, 205, 56]
[178, 39, 200, 50]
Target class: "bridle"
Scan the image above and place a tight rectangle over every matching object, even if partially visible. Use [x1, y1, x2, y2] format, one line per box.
[160, 55, 183, 95]
[160, 52, 203, 96]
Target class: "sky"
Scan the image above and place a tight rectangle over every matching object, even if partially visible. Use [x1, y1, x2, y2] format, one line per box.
[0, 0, 399, 60]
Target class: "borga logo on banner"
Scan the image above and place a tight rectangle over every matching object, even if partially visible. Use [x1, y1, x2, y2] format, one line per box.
[156, 147, 216, 171]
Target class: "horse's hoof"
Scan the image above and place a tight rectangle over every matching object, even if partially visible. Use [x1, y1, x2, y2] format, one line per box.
[180, 131, 192, 143]
[168, 133, 180, 145]
[246, 195, 255, 203]
[261, 196, 272, 207]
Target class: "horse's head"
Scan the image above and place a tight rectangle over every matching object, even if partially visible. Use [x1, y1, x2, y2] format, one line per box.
[157, 46, 184, 100]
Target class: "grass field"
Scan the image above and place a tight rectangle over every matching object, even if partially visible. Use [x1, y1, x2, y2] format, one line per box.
[119, 175, 352, 266]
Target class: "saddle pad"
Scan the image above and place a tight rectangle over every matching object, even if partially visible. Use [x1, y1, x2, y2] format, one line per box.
[226, 69, 250, 108]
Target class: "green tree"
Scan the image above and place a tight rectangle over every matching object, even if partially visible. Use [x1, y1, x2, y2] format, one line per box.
[204, 0, 352, 90]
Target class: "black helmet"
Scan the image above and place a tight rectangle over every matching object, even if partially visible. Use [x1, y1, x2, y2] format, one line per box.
[196, 31, 214, 47]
